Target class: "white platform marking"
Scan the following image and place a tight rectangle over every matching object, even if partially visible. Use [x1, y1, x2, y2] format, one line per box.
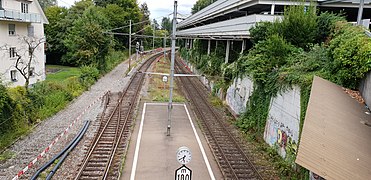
[130, 103, 147, 180]
[130, 103, 216, 180]
[184, 104, 216, 180]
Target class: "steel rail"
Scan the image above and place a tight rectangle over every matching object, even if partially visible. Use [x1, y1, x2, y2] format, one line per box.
[174, 58, 263, 179]
[74, 52, 164, 180]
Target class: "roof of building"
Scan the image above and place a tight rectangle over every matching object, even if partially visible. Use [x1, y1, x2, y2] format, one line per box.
[177, 14, 281, 39]
[178, 0, 371, 31]
[296, 76, 371, 179]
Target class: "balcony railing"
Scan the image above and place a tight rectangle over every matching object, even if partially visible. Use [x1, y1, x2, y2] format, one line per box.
[0, 9, 41, 23]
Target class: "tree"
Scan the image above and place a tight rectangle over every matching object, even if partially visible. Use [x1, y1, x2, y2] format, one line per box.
[153, 19, 160, 30]
[191, 0, 213, 14]
[44, 6, 68, 64]
[94, 0, 115, 7]
[275, 4, 317, 50]
[64, 6, 113, 71]
[38, 0, 57, 10]
[161, 17, 172, 33]
[140, 2, 150, 25]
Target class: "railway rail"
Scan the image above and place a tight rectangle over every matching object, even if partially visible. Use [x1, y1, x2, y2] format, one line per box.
[74, 53, 162, 180]
[175, 58, 264, 180]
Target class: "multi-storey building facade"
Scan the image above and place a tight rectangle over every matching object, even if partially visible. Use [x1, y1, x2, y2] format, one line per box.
[0, 0, 48, 87]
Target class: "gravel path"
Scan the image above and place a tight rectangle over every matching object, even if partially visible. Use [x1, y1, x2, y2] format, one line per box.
[0, 55, 143, 180]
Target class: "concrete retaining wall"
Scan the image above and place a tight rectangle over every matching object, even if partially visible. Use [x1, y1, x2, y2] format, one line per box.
[360, 71, 371, 107]
[264, 87, 301, 158]
[184, 60, 302, 158]
[225, 77, 254, 115]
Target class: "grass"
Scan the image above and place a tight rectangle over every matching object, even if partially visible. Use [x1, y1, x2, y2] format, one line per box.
[45, 65, 81, 82]
[148, 57, 186, 102]
[0, 127, 30, 152]
[0, 150, 16, 162]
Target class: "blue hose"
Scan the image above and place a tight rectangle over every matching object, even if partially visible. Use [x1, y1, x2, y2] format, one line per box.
[31, 121, 90, 180]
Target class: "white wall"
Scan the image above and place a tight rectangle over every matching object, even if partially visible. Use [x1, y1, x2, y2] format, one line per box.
[360, 71, 371, 107]
[0, 0, 45, 87]
[226, 76, 254, 115]
[183, 56, 302, 159]
[264, 86, 301, 158]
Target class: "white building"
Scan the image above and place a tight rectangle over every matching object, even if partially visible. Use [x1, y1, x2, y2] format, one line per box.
[0, 0, 48, 87]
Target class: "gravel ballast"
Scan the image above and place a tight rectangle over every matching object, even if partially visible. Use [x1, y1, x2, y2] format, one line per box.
[0, 56, 142, 180]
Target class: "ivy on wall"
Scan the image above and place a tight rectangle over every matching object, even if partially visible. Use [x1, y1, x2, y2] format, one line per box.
[180, 2, 371, 178]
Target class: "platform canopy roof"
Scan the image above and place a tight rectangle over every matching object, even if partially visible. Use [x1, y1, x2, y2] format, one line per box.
[177, 0, 371, 39]
[296, 76, 371, 179]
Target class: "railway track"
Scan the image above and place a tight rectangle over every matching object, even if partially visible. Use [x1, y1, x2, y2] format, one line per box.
[175, 58, 263, 180]
[74, 53, 162, 180]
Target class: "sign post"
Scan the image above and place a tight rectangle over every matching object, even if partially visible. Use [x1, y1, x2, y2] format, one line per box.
[175, 165, 192, 180]
[162, 75, 168, 90]
[175, 146, 192, 180]
[136, 42, 140, 62]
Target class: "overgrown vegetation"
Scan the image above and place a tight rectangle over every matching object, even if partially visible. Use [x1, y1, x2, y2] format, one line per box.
[181, 2, 371, 178]
[0, 50, 127, 151]
[147, 57, 185, 102]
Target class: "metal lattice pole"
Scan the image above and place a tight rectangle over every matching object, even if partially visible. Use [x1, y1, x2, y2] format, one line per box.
[167, 0, 177, 136]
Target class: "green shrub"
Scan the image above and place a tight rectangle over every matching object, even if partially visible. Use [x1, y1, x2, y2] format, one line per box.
[250, 21, 275, 44]
[105, 50, 127, 72]
[0, 84, 15, 133]
[79, 65, 100, 87]
[316, 12, 345, 43]
[328, 21, 371, 89]
[65, 76, 85, 97]
[38, 91, 70, 119]
[275, 3, 317, 50]
[244, 34, 298, 83]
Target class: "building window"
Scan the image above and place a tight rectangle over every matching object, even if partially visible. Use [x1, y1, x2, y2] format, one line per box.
[27, 25, 34, 37]
[9, 47, 16, 58]
[21, 3, 28, 13]
[9, 24, 15, 35]
[29, 67, 35, 77]
[0, 0, 3, 10]
[10, 70, 17, 82]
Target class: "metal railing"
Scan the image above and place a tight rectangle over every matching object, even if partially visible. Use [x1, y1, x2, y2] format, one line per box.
[0, 9, 41, 23]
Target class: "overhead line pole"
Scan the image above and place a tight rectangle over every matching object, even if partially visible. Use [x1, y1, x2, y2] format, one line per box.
[167, 0, 177, 136]
[357, 0, 365, 25]
[153, 22, 155, 50]
[164, 33, 166, 60]
[129, 20, 132, 71]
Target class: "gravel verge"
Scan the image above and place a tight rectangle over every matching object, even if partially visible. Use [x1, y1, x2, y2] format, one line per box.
[0, 56, 142, 180]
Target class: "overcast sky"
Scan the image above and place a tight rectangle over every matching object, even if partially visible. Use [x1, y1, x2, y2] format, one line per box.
[57, 0, 197, 21]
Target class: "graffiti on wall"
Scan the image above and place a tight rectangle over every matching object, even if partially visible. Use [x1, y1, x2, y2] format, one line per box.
[225, 77, 253, 115]
[264, 87, 301, 158]
[264, 116, 298, 158]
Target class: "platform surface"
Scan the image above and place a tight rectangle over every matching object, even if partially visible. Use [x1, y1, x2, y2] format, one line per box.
[121, 102, 223, 180]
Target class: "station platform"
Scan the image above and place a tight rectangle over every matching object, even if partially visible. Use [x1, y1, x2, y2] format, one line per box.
[121, 102, 223, 180]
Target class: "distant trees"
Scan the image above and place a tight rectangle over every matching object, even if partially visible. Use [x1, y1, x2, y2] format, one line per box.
[38, 0, 56, 10]
[44, 0, 144, 70]
[191, 0, 214, 14]
[44, 6, 68, 64]
[140, 2, 150, 26]
[161, 17, 172, 33]
[63, 6, 113, 71]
